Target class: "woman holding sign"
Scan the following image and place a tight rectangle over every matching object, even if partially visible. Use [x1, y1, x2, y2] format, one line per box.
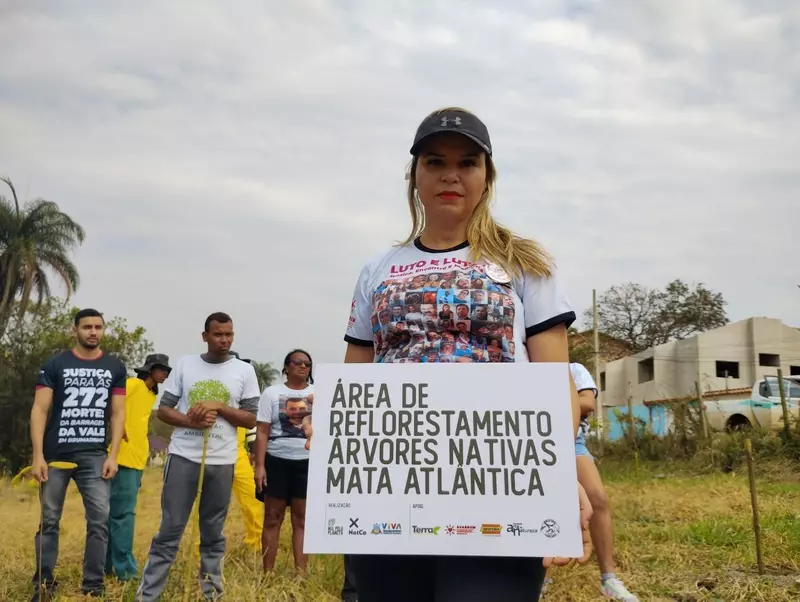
[254, 349, 315, 574]
[322, 107, 593, 601]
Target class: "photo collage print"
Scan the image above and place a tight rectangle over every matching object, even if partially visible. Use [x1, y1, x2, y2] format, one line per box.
[370, 268, 517, 363]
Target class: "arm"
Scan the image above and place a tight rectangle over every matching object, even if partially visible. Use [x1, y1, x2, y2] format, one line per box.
[526, 322, 581, 435]
[254, 387, 273, 470]
[578, 389, 596, 416]
[108, 391, 126, 459]
[345, 343, 375, 364]
[155, 363, 215, 429]
[158, 405, 201, 429]
[216, 366, 261, 429]
[216, 403, 257, 429]
[106, 364, 127, 463]
[30, 387, 54, 482]
[157, 391, 207, 429]
[254, 422, 271, 468]
[254, 421, 271, 492]
[527, 324, 593, 568]
[101, 391, 126, 479]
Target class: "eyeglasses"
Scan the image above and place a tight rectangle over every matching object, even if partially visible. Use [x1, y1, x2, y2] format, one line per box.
[290, 360, 311, 367]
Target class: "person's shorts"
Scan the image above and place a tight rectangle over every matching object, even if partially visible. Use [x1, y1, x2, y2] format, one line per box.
[256, 453, 309, 504]
[575, 429, 593, 459]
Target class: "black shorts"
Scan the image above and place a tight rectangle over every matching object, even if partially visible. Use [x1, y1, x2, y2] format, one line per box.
[256, 453, 309, 504]
[347, 554, 545, 602]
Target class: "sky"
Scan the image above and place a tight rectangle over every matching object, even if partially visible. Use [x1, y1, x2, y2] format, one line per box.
[1, 0, 798, 369]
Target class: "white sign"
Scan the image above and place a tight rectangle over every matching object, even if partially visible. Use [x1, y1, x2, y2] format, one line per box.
[304, 362, 581, 557]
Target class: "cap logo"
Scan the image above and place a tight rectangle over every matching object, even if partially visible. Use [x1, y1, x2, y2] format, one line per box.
[441, 115, 462, 127]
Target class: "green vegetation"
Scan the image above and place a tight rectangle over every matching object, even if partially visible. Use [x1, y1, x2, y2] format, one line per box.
[1, 458, 798, 601]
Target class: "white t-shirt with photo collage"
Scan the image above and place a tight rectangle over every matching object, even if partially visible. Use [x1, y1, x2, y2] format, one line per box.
[257, 382, 314, 462]
[344, 238, 576, 364]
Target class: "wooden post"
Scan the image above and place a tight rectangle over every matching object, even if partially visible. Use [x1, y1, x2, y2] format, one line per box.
[696, 381, 710, 440]
[592, 289, 603, 449]
[627, 382, 635, 443]
[777, 368, 791, 438]
[744, 438, 765, 575]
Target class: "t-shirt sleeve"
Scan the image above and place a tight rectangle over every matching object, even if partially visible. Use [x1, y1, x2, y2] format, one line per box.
[35, 355, 59, 391]
[111, 360, 127, 396]
[240, 365, 261, 413]
[161, 358, 183, 404]
[518, 267, 576, 339]
[570, 363, 598, 396]
[344, 262, 375, 347]
[256, 387, 275, 424]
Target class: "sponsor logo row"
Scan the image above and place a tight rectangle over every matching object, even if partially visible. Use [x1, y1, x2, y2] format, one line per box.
[327, 518, 560, 539]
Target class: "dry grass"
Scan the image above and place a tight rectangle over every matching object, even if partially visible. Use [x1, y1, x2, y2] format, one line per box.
[1, 460, 799, 601]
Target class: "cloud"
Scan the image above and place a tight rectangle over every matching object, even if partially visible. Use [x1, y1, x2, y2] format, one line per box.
[0, 0, 798, 367]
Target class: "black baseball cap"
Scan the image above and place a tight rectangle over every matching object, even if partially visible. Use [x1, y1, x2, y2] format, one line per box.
[410, 109, 492, 156]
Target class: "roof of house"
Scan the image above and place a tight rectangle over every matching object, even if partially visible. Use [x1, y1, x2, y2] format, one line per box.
[641, 387, 752, 407]
[568, 329, 634, 363]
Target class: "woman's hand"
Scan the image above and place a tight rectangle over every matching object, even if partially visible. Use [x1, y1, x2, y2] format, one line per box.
[254, 464, 267, 493]
[302, 415, 313, 451]
[542, 481, 593, 568]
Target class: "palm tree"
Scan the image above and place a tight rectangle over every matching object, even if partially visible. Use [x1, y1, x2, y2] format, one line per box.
[251, 361, 281, 392]
[0, 177, 85, 337]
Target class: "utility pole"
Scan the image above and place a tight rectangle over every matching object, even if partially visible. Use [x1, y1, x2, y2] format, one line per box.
[592, 288, 602, 443]
[627, 381, 635, 443]
[696, 381, 710, 440]
[777, 368, 791, 439]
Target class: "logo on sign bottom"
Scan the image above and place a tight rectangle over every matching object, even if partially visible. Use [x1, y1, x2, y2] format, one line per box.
[480, 524, 502, 536]
[506, 523, 538, 536]
[371, 522, 402, 535]
[540, 519, 560, 539]
[348, 518, 366, 535]
[445, 525, 476, 535]
[327, 518, 343, 536]
[412, 525, 441, 535]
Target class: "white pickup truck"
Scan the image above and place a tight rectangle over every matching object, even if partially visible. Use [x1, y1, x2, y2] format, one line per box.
[705, 376, 800, 432]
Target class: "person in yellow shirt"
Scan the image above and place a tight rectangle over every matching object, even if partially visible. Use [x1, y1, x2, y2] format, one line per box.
[235, 425, 264, 549]
[105, 353, 171, 581]
[229, 351, 264, 549]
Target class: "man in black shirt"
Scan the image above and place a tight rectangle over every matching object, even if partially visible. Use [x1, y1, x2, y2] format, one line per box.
[29, 308, 127, 600]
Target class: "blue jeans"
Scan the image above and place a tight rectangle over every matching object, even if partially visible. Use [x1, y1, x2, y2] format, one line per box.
[33, 451, 110, 594]
[575, 429, 593, 458]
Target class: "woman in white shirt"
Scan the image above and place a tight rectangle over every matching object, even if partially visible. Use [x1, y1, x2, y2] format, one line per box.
[334, 106, 593, 602]
[254, 349, 314, 575]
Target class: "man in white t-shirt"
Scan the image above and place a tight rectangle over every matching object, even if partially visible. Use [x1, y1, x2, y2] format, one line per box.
[135, 312, 260, 602]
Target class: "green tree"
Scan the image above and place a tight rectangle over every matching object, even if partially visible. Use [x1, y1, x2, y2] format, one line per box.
[584, 279, 729, 352]
[0, 298, 153, 473]
[0, 177, 85, 338]
[252, 360, 280, 392]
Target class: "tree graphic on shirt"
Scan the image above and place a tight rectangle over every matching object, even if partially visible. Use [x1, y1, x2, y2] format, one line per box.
[187, 380, 230, 407]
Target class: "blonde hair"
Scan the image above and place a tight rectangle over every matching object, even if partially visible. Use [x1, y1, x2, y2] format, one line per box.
[402, 106, 553, 278]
